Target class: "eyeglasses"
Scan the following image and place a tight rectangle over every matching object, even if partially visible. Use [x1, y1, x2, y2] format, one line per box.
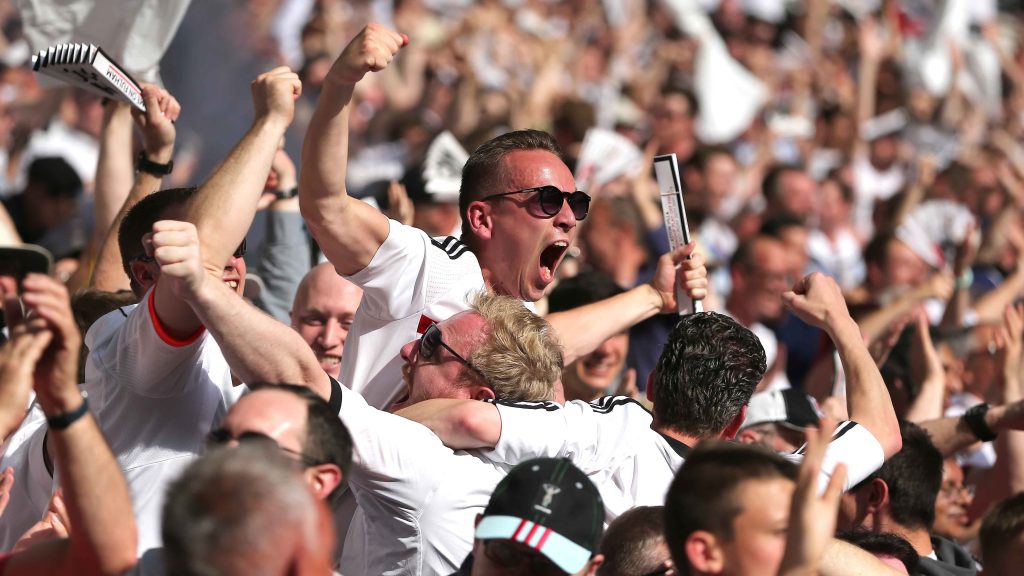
[481, 185, 590, 220]
[206, 427, 321, 467]
[939, 483, 976, 500]
[135, 239, 247, 264]
[482, 540, 565, 576]
[419, 323, 486, 380]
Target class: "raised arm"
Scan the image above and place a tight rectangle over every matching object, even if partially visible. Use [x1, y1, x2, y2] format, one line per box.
[90, 85, 180, 292]
[147, 220, 331, 400]
[783, 273, 902, 458]
[153, 68, 300, 339]
[8, 274, 136, 576]
[546, 244, 708, 363]
[299, 23, 407, 275]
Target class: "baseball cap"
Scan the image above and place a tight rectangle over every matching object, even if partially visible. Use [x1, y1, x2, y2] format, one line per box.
[475, 458, 604, 574]
[741, 389, 822, 432]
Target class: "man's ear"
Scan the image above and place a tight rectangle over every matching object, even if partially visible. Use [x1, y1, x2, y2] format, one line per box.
[474, 513, 483, 528]
[736, 427, 758, 445]
[465, 201, 493, 241]
[867, 478, 889, 513]
[721, 405, 748, 439]
[130, 260, 157, 290]
[307, 464, 343, 500]
[583, 553, 605, 576]
[685, 530, 724, 574]
[646, 371, 656, 403]
[472, 386, 496, 401]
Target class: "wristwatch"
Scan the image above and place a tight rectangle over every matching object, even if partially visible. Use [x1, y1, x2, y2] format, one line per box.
[136, 151, 173, 176]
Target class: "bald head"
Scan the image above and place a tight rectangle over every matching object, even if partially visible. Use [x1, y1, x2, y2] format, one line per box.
[291, 263, 364, 379]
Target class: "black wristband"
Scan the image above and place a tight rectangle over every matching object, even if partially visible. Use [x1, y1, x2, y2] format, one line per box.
[328, 376, 343, 415]
[273, 186, 298, 200]
[46, 397, 89, 431]
[136, 151, 173, 176]
[963, 403, 998, 442]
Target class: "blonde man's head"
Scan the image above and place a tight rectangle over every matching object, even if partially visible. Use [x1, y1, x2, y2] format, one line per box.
[467, 291, 563, 402]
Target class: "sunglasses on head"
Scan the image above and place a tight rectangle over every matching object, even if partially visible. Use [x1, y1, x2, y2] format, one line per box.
[419, 323, 487, 380]
[135, 239, 247, 264]
[481, 185, 590, 220]
[206, 427, 321, 467]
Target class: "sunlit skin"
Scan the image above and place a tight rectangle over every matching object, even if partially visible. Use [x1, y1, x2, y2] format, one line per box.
[731, 237, 790, 324]
[710, 479, 795, 576]
[933, 459, 974, 543]
[290, 263, 364, 379]
[562, 333, 628, 402]
[473, 150, 578, 302]
[391, 311, 492, 412]
[219, 389, 308, 457]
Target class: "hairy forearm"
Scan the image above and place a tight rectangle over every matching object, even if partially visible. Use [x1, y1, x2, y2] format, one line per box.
[186, 118, 287, 272]
[189, 279, 331, 399]
[831, 319, 902, 457]
[546, 285, 661, 364]
[396, 399, 501, 448]
[920, 401, 1024, 456]
[94, 105, 135, 236]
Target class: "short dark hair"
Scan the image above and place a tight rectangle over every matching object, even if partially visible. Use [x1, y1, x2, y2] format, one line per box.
[659, 85, 699, 119]
[863, 231, 897, 269]
[980, 492, 1024, 571]
[759, 215, 807, 239]
[459, 129, 564, 240]
[27, 156, 82, 198]
[547, 271, 624, 314]
[652, 312, 765, 437]
[664, 442, 797, 574]
[117, 187, 197, 291]
[247, 383, 353, 502]
[598, 506, 668, 576]
[836, 529, 920, 574]
[856, 421, 942, 531]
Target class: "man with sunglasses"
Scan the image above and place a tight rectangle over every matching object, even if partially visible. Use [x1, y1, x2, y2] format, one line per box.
[300, 23, 708, 410]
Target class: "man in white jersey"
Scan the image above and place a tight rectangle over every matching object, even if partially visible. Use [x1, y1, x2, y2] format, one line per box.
[336, 292, 564, 575]
[300, 23, 708, 409]
[401, 273, 904, 520]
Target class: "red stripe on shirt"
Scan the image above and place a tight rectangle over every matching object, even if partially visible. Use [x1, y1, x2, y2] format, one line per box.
[148, 289, 205, 347]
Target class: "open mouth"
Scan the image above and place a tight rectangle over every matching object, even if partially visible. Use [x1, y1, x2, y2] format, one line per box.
[539, 241, 569, 283]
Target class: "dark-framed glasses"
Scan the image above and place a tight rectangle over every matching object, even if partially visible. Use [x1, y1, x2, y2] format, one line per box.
[419, 323, 487, 380]
[206, 427, 321, 467]
[481, 185, 590, 220]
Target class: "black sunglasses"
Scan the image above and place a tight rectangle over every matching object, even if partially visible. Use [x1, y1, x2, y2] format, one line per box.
[135, 239, 247, 264]
[481, 185, 590, 220]
[206, 427, 321, 467]
[419, 323, 487, 380]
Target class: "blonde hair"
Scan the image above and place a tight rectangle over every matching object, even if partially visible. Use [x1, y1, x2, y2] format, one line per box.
[468, 291, 563, 402]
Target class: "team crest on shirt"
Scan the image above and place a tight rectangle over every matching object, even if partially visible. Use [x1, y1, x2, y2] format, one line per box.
[534, 483, 561, 514]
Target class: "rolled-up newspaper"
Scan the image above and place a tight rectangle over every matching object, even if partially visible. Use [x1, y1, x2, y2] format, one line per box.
[653, 153, 703, 315]
[31, 43, 145, 111]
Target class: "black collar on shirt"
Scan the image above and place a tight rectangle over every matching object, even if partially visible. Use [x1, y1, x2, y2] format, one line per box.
[658, 432, 692, 458]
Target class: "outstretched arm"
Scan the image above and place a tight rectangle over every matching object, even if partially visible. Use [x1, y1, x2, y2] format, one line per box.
[299, 23, 407, 276]
[783, 273, 902, 459]
[396, 398, 501, 449]
[546, 244, 708, 363]
[8, 274, 137, 576]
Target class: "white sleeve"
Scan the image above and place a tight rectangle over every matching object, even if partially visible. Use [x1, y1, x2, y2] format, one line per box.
[95, 288, 212, 398]
[338, 384, 446, 512]
[485, 397, 653, 474]
[345, 219, 431, 321]
[784, 420, 885, 492]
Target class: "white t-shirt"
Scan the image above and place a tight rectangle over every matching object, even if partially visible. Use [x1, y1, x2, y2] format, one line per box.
[337, 384, 506, 575]
[343, 219, 512, 409]
[83, 289, 245, 564]
[0, 407, 51, 551]
[807, 228, 865, 291]
[481, 397, 885, 520]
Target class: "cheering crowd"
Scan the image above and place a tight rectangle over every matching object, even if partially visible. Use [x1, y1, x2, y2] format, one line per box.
[5, 0, 1024, 575]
